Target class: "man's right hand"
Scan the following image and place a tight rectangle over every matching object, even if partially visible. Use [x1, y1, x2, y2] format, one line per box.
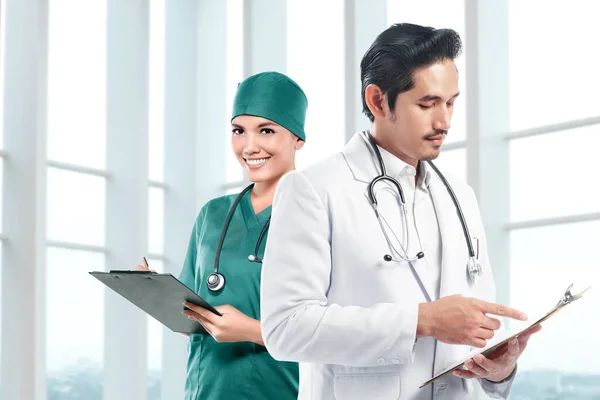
[417, 295, 528, 348]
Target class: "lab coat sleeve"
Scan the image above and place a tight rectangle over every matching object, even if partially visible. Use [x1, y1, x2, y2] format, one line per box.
[467, 188, 516, 398]
[260, 170, 419, 367]
[479, 366, 517, 399]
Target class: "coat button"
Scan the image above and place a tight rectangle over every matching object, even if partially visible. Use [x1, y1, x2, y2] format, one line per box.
[437, 383, 447, 390]
[391, 358, 401, 364]
[377, 357, 386, 364]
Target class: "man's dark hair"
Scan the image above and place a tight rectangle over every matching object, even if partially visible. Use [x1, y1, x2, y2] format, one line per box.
[360, 23, 463, 122]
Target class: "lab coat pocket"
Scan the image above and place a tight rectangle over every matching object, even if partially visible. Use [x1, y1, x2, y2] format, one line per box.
[333, 372, 401, 400]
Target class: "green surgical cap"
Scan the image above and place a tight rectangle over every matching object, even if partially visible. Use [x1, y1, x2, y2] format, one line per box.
[231, 71, 308, 141]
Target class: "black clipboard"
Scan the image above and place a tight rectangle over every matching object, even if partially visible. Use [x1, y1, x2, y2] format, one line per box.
[90, 270, 221, 334]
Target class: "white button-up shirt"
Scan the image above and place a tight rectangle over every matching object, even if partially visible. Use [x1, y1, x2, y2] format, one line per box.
[376, 144, 443, 302]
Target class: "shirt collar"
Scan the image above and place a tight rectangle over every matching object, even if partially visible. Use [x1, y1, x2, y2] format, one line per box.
[376, 144, 432, 189]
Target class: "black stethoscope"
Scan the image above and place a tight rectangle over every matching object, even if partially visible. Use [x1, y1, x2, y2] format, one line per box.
[206, 184, 270, 292]
[360, 131, 482, 286]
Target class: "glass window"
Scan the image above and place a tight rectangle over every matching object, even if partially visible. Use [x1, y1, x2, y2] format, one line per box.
[287, 0, 346, 169]
[0, 160, 3, 231]
[509, 125, 600, 222]
[224, 185, 245, 196]
[47, 0, 107, 169]
[386, 0, 467, 144]
[47, 168, 106, 246]
[508, 1, 600, 132]
[148, 187, 164, 255]
[46, 248, 105, 398]
[0, 0, 5, 148]
[0, 244, 2, 389]
[434, 147, 467, 183]
[225, 0, 245, 184]
[509, 221, 600, 397]
[149, 0, 165, 183]
[147, 258, 164, 400]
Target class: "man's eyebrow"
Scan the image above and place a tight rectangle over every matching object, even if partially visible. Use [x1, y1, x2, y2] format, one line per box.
[418, 92, 460, 102]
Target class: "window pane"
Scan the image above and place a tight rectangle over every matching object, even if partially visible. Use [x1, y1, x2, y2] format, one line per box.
[288, 0, 345, 169]
[434, 147, 466, 183]
[47, 0, 107, 169]
[149, 0, 165, 182]
[46, 247, 105, 398]
[509, 222, 600, 397]
[47, 168, 106, 246]
[0, 0, 6, 148]
[0, 244, 3, 389]
[509, 125, 600, 222]
[0, 160, 3, 231]
[224, 185, 245, 196]
[387, 0, 467, 144]
[147, 258, 164, 400]
[148, 187, 164, 254]
[225, 0, 244, 184]
[509, 1, 600, 131]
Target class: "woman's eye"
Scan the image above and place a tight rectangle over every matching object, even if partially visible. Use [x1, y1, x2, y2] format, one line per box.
[232, 128, 244, 135]
[260, 128, 274, 134]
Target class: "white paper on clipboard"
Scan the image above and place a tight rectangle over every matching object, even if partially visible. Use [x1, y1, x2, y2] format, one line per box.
[420, 283, 591, 388]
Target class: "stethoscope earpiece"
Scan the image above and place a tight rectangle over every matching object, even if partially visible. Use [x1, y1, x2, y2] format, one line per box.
[384, 252, 425, 263]
[247, 254, 263, 263]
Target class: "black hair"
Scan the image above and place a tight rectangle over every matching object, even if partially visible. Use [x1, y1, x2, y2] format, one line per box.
[360, 23, 463, 122]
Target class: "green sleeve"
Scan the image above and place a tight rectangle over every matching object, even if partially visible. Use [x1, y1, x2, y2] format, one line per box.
[178, 208, 205, 291]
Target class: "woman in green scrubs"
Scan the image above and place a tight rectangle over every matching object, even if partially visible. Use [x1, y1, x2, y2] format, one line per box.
[140, 71, 307, 400]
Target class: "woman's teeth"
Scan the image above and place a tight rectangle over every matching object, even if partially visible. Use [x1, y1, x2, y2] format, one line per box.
[246, 158, 269, 166]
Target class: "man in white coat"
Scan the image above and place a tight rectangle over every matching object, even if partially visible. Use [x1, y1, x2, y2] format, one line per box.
[260, 23, 540, 399]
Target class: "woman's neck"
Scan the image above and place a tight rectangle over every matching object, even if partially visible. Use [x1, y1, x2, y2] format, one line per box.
[250, 179, 279, 214]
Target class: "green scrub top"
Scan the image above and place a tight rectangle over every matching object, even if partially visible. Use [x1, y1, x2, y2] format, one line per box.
[178, 190, 299, 400]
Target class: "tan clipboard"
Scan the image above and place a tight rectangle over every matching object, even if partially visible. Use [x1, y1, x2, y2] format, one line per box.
[420, 284, 591, 388]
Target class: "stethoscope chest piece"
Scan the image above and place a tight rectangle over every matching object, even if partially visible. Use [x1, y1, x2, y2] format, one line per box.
[207, 183, 270, 291]
[206, 272, 225, 292]
[466, 257, 482, 285]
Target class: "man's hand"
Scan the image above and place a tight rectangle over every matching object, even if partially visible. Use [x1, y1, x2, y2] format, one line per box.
[183, 303, 263, 345]
[453, 324, 542, 382]
[417, 295, 528, 348]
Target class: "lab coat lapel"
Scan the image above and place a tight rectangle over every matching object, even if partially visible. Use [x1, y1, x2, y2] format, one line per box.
[428, 173, 471, 377]
[342, 133, 385, 205]
[342, 133, 379, 184]
[428, 174, 469, 299]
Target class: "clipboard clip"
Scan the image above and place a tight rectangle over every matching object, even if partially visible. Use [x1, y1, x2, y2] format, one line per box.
[555, 283, 589, 308]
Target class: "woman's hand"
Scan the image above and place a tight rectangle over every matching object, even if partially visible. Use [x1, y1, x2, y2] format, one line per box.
[135, 257, 156, 272]
[183, 303, 263, 345]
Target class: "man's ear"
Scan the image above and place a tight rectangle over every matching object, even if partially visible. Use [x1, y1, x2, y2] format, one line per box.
[365, 84, 387, 119]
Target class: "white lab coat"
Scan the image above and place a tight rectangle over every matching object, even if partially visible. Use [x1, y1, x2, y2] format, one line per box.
[260, 133, 515, 400]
